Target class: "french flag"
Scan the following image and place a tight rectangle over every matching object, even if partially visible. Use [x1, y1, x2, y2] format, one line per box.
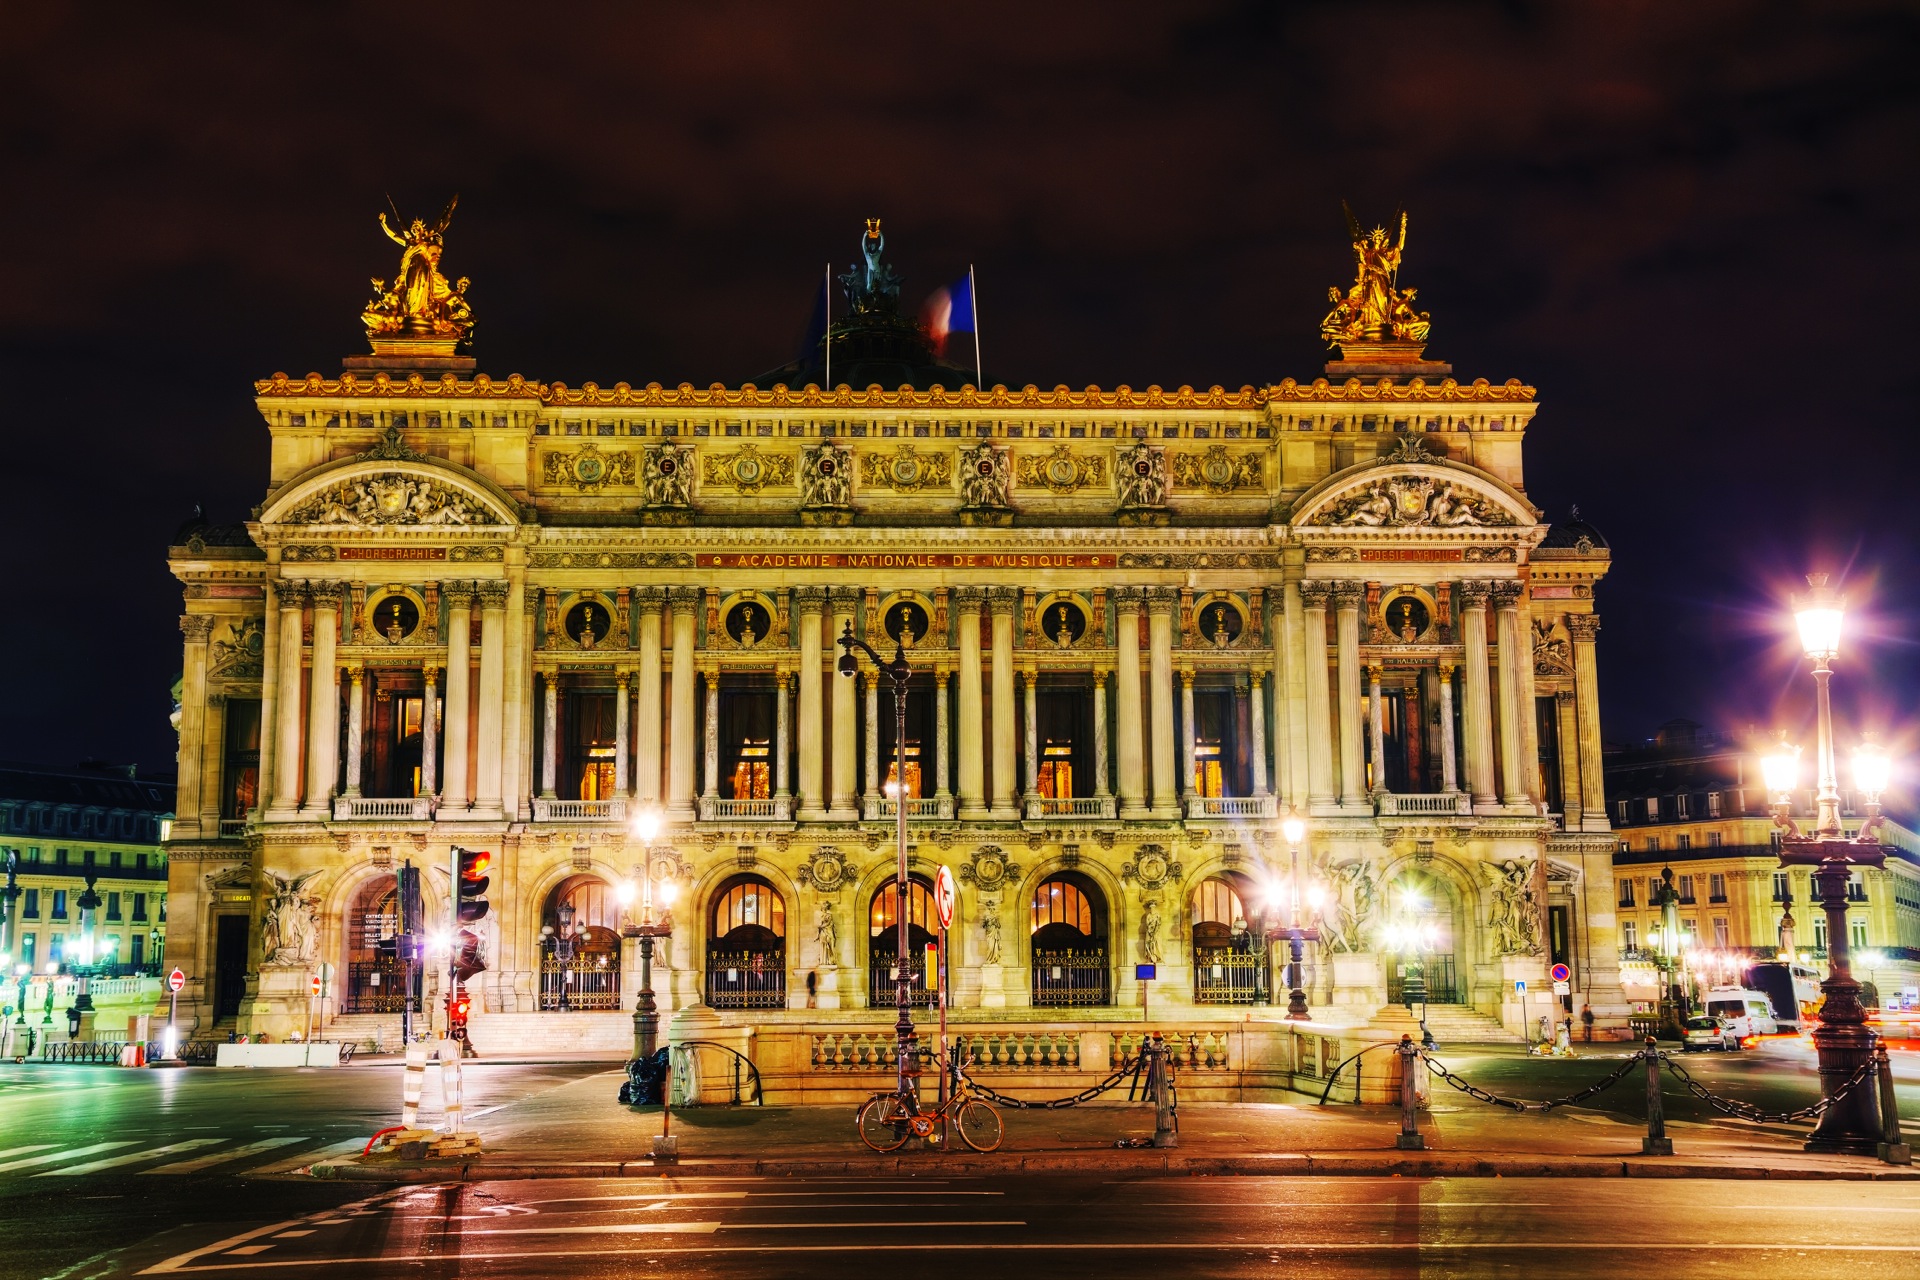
[922, 267, 977, 364]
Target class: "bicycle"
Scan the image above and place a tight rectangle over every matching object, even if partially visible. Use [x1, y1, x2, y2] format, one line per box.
[856, 1053, 1004, 1153]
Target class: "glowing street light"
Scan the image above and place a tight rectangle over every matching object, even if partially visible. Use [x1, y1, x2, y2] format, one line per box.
[624, 806, 673, 1067]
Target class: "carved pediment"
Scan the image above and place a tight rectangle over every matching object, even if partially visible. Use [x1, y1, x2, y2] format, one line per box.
[1291, 448, 1533, 530]
[259, 460, 519, 528]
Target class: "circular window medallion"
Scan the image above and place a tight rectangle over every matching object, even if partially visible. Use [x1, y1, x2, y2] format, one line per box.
[726, 599, 770, 646]
[885, 600, 931, 647]
[1197, 600, 1244, 647]
[1042, 599, 1086, 647]
[1384, 595, 1431, 642]
[565, 600, 611, 648]
[371, 595, 420, 642]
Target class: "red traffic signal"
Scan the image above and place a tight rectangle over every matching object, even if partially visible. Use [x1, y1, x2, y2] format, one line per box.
[456, 848, 491, 923]
[452, 928, 486, 982]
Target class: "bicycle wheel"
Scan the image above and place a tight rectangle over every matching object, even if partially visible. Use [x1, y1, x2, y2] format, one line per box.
[954, 1099, 1004, 1153]
[857, 1094, 911, 1153]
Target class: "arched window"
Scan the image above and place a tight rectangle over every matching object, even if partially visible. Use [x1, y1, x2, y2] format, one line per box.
[1191, 877, 1247, 933]
[1030, 878, 1096, 935]
[1191, 874, 1263, 1006]
[868, 876, 937, 1009]
[870, 877, 937, 941]
[344, 876, 407, 1014]
[711, 876, 786, 942]
[707, 875, 786, 1009]
[540, 875, 623, 1011]
[1031, 872, 1109, 1007]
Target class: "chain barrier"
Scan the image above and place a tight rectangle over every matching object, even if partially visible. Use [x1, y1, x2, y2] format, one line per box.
[966, 1055, 1146, 1110]
[1425, 1050, 1644, 1114]
[1657, 1049, 1879, 1125]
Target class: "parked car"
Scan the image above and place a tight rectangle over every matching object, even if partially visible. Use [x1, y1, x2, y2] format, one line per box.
[1701, 988, 1779, 1043]
[1682, 1014, 1741, 1052]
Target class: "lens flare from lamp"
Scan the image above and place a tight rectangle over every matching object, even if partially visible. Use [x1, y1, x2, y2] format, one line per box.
[617, 881, 637, 906]
[658, 881, 679, 906]
[1853, 739, 1891, 800]
[1281, 812, 1306, 847]
[1792, 573, 1844, 660]
[1761, 739, 1800, 800]
[631, 808, 662, 842]
[1307, 885, 1326, 910]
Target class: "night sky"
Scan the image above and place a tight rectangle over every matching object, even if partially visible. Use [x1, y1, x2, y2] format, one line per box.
[4, 2, 1917, 793]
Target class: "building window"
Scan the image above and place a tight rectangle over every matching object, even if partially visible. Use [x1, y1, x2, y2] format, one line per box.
[1645, 797, 1660, 820]
[22, 888, 37, 919]
[1675, 794, 1690, 819]
[1709, 873, 1725, 902]
[1773, 871, 1791, 902]
[110, 850, 122, 869]
[136, 853, 147, 870]
[1617, 879, 1635, 908]
[1713, 918, 1729, 947]
[1678, 875, 1695, 905]
[1851, 918, 1868, 950]
[1616, 800, 1629, 824]
[55, 849, 68, 867]
[129, 935, 145, 968]
[106, 892, 122, 922]
[720, 687, 778, 800]
[1813, 919, 1827, 951]
[52, 889, 68, 920]
[1622, 921, 1637, 950]
[1681, 918, 1697, 942]
[1847, 873, 1867, 903]
[1676, 834, 1692, 850]
[83, 848, 96, 868]
[1708, 792, 1723, 817]
[17, 934, 33, 970]
[1645, 837, 1660, 853]
[1707, 832, 1723, 847]
[133, 893, 148, 922]
[1192, 689, 1236, 797]
[224, 698, 264, 816]
[1039, 738, 1075, 799]
[567, 690, 620, 801]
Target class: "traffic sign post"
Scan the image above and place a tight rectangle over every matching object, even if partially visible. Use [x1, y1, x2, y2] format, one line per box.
[165, 968, 185, 1061]
[933, 866, 955, 1113]
[1516, 979, 1529, 1046]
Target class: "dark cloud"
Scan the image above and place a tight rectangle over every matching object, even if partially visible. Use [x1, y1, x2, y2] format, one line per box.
[2, 0, 1917, 781]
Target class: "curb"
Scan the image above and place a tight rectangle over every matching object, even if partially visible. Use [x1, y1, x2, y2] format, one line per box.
[307, 1151, 1920, 1184]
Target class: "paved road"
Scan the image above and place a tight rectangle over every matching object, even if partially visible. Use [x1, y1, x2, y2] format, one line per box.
[101, 1174, 1920, 1278]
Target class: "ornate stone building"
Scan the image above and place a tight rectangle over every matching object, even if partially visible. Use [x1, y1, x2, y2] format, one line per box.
[162, 212, 1622, 1052]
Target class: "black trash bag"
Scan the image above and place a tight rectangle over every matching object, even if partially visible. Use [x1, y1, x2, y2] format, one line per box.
[623, 1047, 670, 1105]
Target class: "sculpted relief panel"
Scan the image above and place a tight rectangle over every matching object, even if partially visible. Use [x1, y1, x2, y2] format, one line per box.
[283, 473, 497, 527]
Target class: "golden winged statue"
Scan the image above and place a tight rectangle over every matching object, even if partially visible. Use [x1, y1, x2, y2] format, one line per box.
[1321, 203, 1430, 348]
[361, 195, 474, 346]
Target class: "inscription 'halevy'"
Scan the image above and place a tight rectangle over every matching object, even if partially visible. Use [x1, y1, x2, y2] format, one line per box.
[695, 552, 1117, 570]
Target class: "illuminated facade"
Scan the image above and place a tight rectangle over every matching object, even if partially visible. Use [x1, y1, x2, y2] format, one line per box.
[161, 214, 1625, 1048]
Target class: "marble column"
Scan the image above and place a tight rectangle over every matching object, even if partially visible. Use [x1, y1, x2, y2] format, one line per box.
[1092, 668, 1112, 803]
[703, 667, 721, 810]
[176, 615, 214, 829]
[1021, 667, 1040, 815]
[1366, 664, 1386, 796]
[255, 589, 282, 820]
[1114, 589, 1148, 818]
[934, 666, 952, 806]
[1516, 598, 1545, 805]
[1179, 670, 1197, 806]
[988, 587, 1018, 820]
[1458, 581, 1496, 807]
[956, 586, 987, 820]
[795, 587, 827, 820]
[540, 671, 559, 798]
[342, 664, 366, 797]
[828, 586, 860, 821]
[1555, 689, 1581, 825]
[1568, 613, 1607, 825]
[502, 565, 529, 822]
[475, 583, 507, 810]
[774, 666, 792, 805]
[199, 692, 226, 832]
[303, 583, 341, 811]
[1147, 588, 1179, 819]
[1492, 580, 1528, 807]
[1249, 670, 1269, 797]
[635, 587, 666, 805]
[863, 670, 881, 812]
[614, 671, 631, 796]
[1300, 583, 1335, 809]
[1437, 661, 1459, 793]
[420, 664, 440, 796]
[442, 582, 473, 808]
[668, 585, 701, 821]
[1332, 583, 1365, 809]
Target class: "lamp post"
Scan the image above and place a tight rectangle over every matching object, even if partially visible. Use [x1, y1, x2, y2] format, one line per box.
[837, 620, 917, 1105]
[0, 851, 18, 980]
[1649, 865, 1688, 1039]
[1761, 572, 1892, 1154]
[622, 806, 675, 1061]
[1382, 890, 1440, 1049]
[542, 899, 580, 1013]
[1267, 810, 1322, 1020]
[72, 872, 101, 1018]
[7, 963, 28, 1059]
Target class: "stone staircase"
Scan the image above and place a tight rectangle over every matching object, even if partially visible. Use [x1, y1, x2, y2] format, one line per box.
[1387, 1003, 1526, 1045]
[467, 1012, 634, 1058]
[325, 1013, 406, 1053]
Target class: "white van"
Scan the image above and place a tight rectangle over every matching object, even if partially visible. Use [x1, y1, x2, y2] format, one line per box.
[1701, 988, 1779, 1043]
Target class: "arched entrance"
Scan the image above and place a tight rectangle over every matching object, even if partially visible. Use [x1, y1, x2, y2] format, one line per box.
[1381, 870, 1460, 1004]
[342, 876, 414, 1014]
[539, 875, 623, 1011]
[1190, 873, 1268, 1004]
[706, 875, 787, 1008]
[868, 876, 938, 1009]
[1030, 872, 1110, 1006]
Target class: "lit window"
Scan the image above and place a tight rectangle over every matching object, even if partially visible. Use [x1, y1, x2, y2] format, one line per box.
[731, 738, 773, 800]
[1039, 739, 1074, 799]
[1193, 737, 1224, 798]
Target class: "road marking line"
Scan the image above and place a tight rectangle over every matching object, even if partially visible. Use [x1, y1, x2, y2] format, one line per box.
[137, 1184, 433, 1274]
[144, 1138, 309, 1175]
[224, 1247, 273, 1256]
[271, 1231, 314, 1239]
[247, 1138, 370, 1175]
[38, 1139, 224, 1176]
[448, 1222, 724, 1236]
[0, 1143, 59, 1162]
[0, 1141, 137, 1174]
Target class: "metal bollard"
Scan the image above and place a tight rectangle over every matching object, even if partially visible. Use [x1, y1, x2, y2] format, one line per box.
[1395, 1033, 1425, 1151]
[1641, 1036, 1672, 1156]
[1149, 1035, 1179, 1149]
[1876, 1043, 1912, 1166]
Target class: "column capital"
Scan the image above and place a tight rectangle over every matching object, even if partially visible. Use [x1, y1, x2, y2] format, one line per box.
[1179, 668, 1195, 688]
[179, 614, 215, 642]
[667, 584, 704, 611]
[1366, 663, 1383, 682]
[1436, 657, 1457, 676]
[1490, 580, 1525, 610]
[827, 585, 861, 612]
[633, 585, 669, 613]
[309, 581, 346, 610]
[422, 662, 440, 684]
[1456, 578, 1492, 607]
[541, 668, 561, 688]
[1093, 665, 1111, 681]
[273, 579, 308, 610]
[522, 585, 543, 617]
[616, 669, 632, 689]
[985, 585, 1020, 613]
[1565, 612, 1601, 643]
[1109, 585, 1144, 611]
[1143, 585, 1180, 610]
[1554, 688, 1575, 706]
[442, 579, 476, 607]
[1330, 581, 1365, 609]
[952, 584, 987, 609]
[476, 580, 509, 611]
[1299, 581, 1332, 609]
[346, 663, 365, 683]
[792, 585, 829, 611]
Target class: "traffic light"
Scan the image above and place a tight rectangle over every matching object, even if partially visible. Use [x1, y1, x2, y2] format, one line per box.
[456, 848, 492, 924]
[451, 929, 485, 982]
[449, 990, 471, 1028]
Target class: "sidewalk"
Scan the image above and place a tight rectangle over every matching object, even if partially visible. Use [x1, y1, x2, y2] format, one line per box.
[306, 1064, 1920, 1183]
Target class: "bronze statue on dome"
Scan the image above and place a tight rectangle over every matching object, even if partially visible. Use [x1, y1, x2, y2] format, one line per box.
[361, 195, 474, 346]
[1321, 204, 1431, 347]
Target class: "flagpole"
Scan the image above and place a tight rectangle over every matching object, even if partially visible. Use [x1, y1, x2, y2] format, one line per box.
[969, 263, 983, 389]
[824, 262, 833, 390]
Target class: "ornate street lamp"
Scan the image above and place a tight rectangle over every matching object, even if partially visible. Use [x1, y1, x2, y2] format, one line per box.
[542, 898, 581, 1013]
[622, 806, 675, 1061]
[838, 620, 918, 1106]
[1648, 865, 1688, 1039]
[71, 872, 101, 1017]
[1267, 810, 1323, 1020]
[1382, 891, 1440, 1049]
[1765, 572, 1892, 1153]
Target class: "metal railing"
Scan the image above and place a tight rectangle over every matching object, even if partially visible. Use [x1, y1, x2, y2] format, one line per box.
[1186, 794, 1276, 819]
[705, 950, 787, 1009]
[344, 960, 416, 1014]
[1031, 949, 1111, 1006]
[218, 818, 249, 838]
[532, 798, 627, 823]
[1030, 796, 1115, 819]
[703, 796, 788, 820]
[332, 795, 435, 821]
[538, 958, 621, 1010]
[868, 954, 938, 1008]
[1386, 955, 1458, 1004]
[1375, 792, 1472, 816]
[866, 796, 946, 820]
[1193, 948, 1266, 1005]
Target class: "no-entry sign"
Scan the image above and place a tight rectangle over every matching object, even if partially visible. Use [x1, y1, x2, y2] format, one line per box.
[168, 968, 186, 993]
[1550, 963, 1571, 983]
[933, 865, 956, 931]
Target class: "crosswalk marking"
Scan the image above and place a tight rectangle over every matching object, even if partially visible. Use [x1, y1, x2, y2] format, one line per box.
[250, 1137, 367, 1175]
[37, 1139, 222, 1177]
[143, 1137, 308, 1175]
[0, 1141, 136, 1173]
[0, 1144, 59, 1162]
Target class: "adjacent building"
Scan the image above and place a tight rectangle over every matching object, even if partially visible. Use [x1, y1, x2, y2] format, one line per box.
[161, 211, 1626, 1053]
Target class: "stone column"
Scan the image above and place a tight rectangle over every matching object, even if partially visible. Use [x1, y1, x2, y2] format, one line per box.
[1332, 583, 1365, 809]
[614, 671, 631, 796]
[1022, 667, 1040, 815]
[476, 582, 508, 811]
[1568, 613, 1607, 826]
[775, 665, 792, 805]
[176, 615, 214, 829]
[935, 666, 952, 806]
[1092, 668, 1111, 803]
[863, 669, 881, 813]
[1147, 587, 1179, 818]
[303, 583, 341, 811]
[956, 587, 987, 820]
[1300, 583, 1335, 808]
[635, 587, 666, 804]
[1555, 689, 1581, 825]
[1114, 589, 1148, 818]
[1516, 599, 1545, 805]
[1437, 661, 1459, 793]
[988, 587, 1019, 820]
[442, 583, 473, 808]
[795, 587, 827, 820]
[254, 589, 282, 820]
[828, 586, 860, 821]
[703, 667, 721, 811]
[1492, 580, 1528, 807]
[1179, 670, 1197, 807]
[421, 664, 440, 796]
[1249, 670, 1269, 797]
[540, 671, 559, 798]
[1458, 581, 1496, 808]
[668, 586, 701, 821]
[342, 664, 366, 797]
[1367, 664, 1386, 796]
[502, 562, 529, 821]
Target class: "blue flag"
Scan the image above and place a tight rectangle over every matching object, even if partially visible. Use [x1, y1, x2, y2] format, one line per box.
[922, 269, 976, 359]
